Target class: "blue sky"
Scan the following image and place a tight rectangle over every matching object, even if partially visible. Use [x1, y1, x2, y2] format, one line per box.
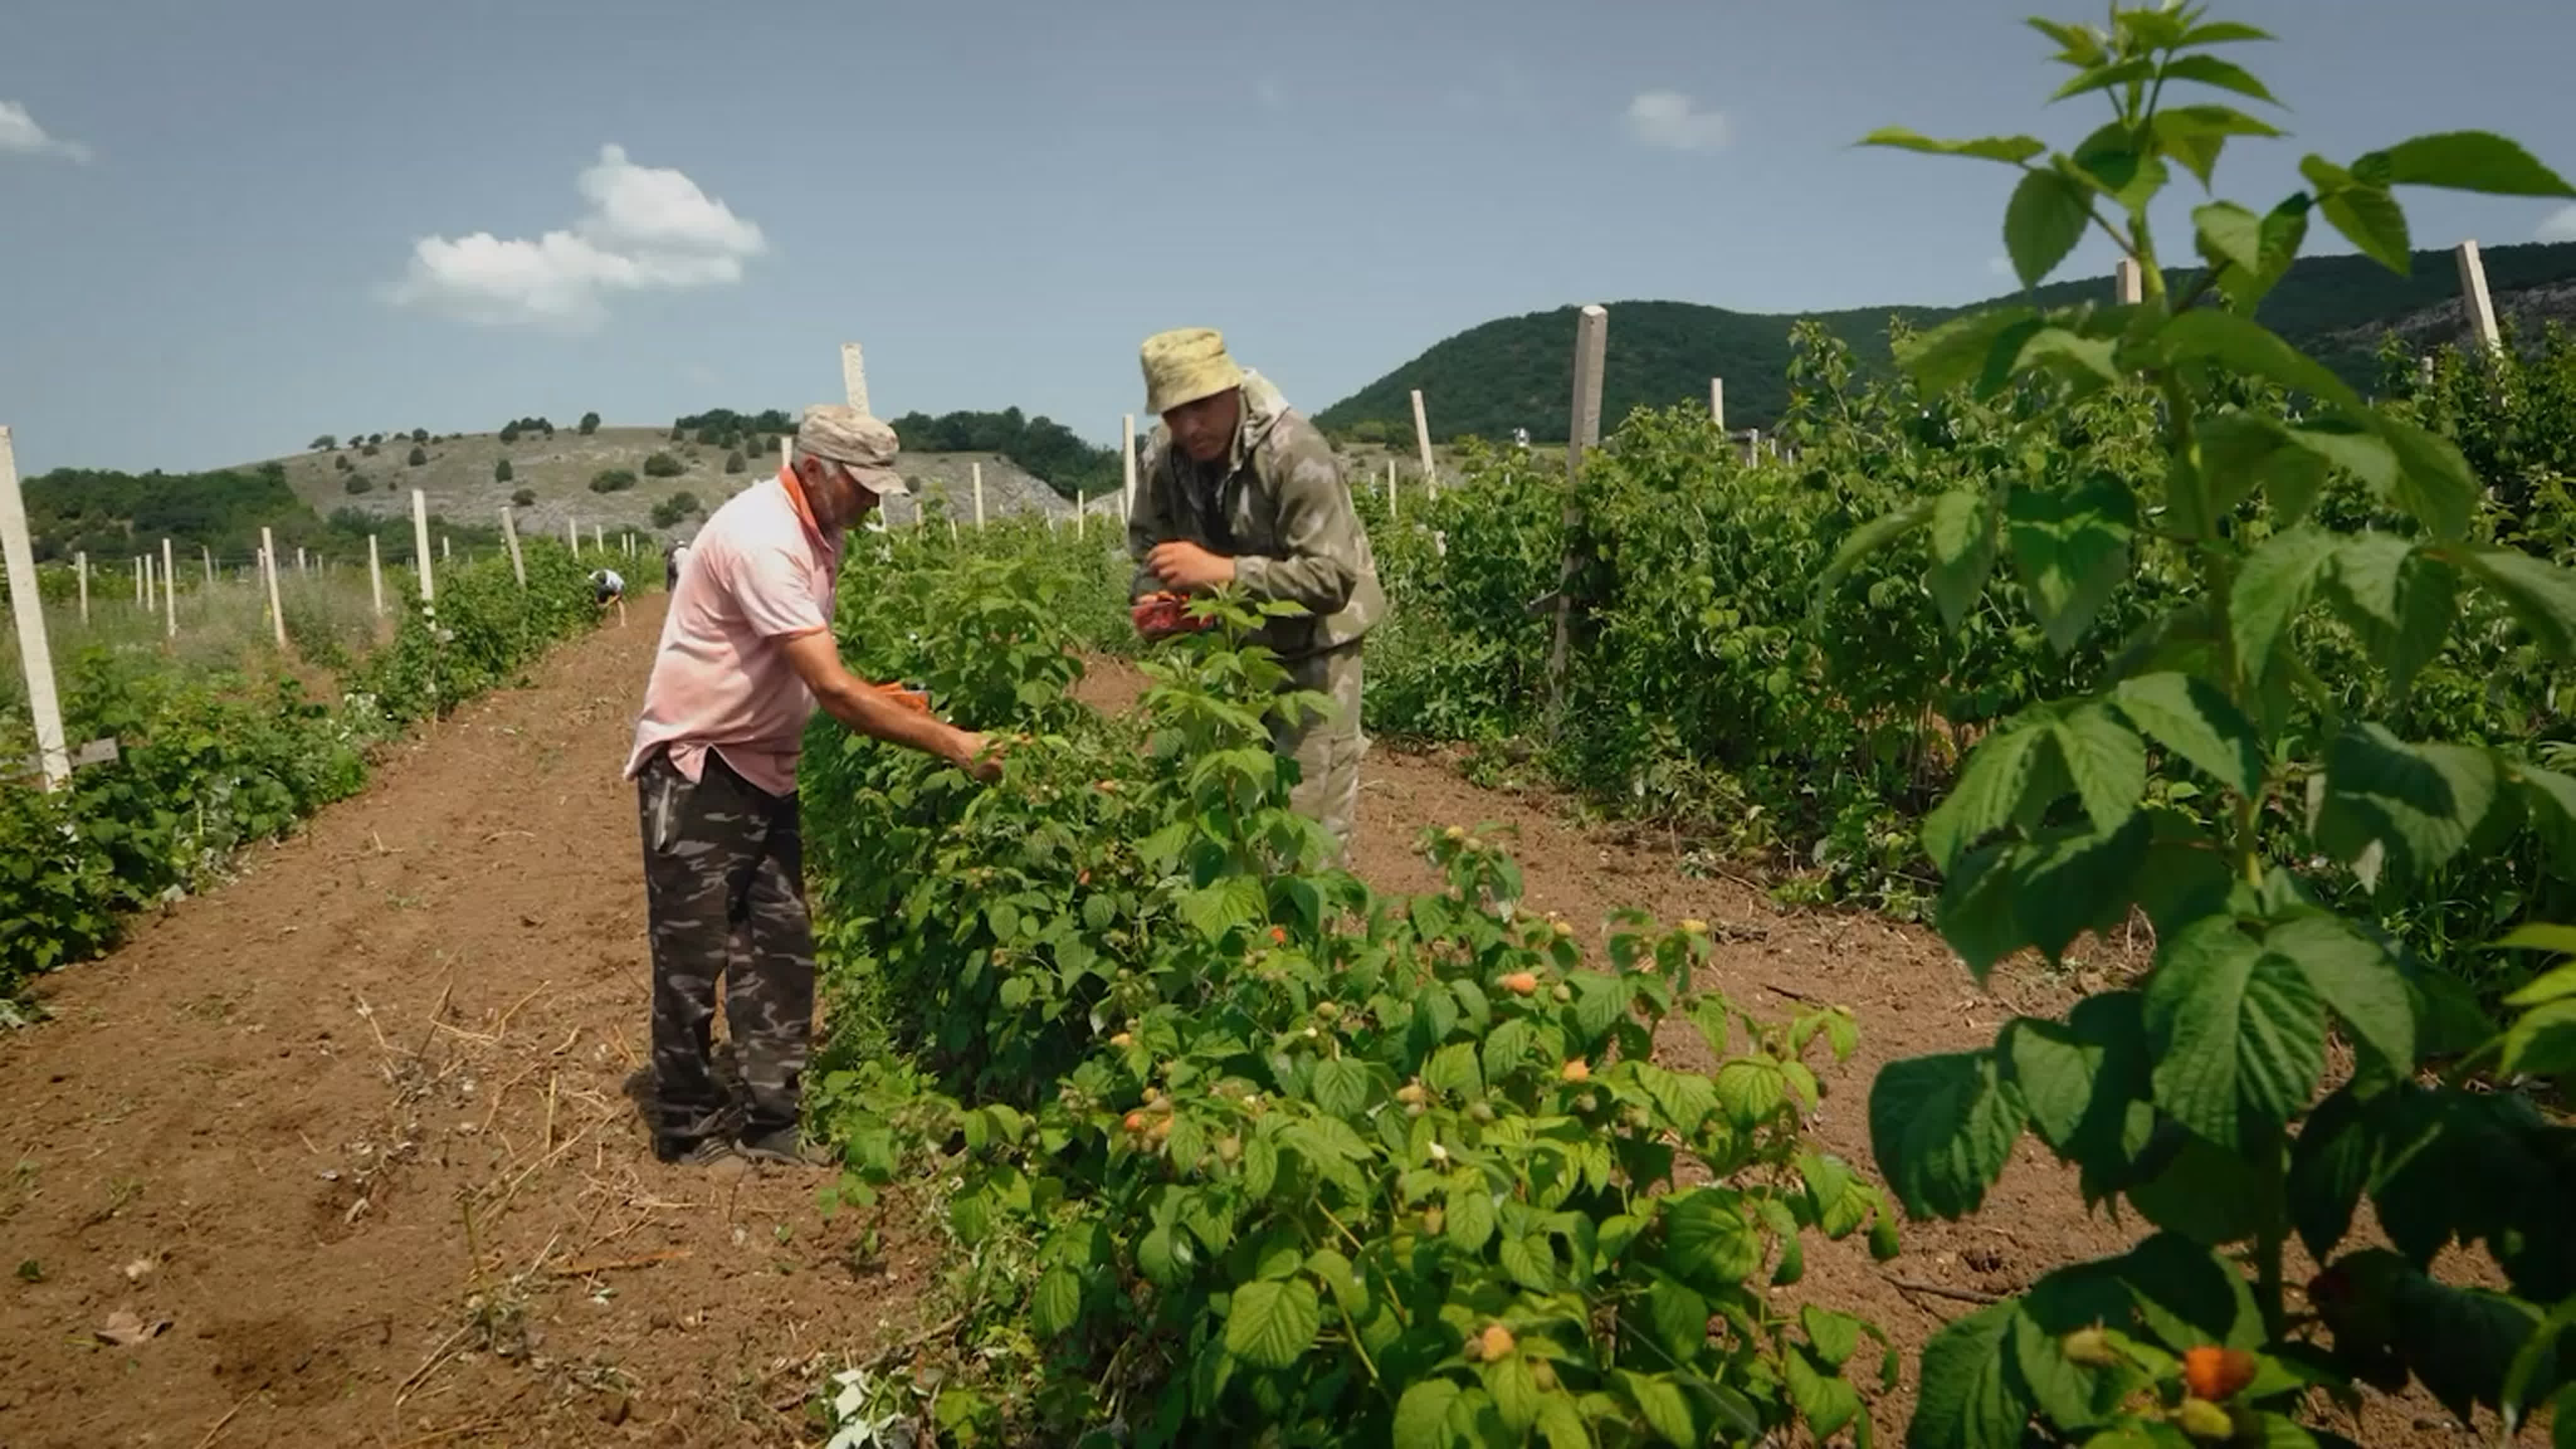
[4, 0, 2573, 476]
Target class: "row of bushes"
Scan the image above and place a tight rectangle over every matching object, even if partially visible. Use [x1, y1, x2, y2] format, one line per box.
[784, 29, 2576, 1446]
[1355, 323, 2576, 994]
[0, 541, 607, 1006]
[796, 525, 1896, 1446]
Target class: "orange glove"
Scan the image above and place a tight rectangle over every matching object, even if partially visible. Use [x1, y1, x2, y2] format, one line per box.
[1131, 591, 1211, 636]
[869, 680, 931, 713]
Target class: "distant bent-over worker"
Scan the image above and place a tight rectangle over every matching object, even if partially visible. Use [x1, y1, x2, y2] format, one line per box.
[1126, 327, 1384, 860]
[624, 406, 1002, 1168]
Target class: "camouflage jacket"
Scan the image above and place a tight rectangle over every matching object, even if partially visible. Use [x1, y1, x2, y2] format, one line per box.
[1127, 374, 1385, 660]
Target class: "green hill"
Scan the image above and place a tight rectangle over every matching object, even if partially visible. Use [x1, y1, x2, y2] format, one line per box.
[1315, 240, 2576, 444]
[18, 460, 502, 570]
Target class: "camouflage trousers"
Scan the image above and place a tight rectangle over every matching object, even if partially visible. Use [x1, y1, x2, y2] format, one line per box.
[636, 748, 814, 1149]
[1275, 643, 1366, 864]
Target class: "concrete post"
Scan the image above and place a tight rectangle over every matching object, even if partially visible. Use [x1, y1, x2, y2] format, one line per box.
[411, 490, 435, 603]
[1546, 305, 1610, 735]
[2456, 239, 2504, 353]
[1567, 306, 1608, 477]
[841, 341, 869, 416]
[500, 508, 526, 587]
[1411, 389, 1436, 496]
[0, 426, 72, 788]
[259, 528, 286, 650]
[1121, 415, 1139, 518]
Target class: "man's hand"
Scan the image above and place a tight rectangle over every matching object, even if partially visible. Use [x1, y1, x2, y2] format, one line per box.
[950, 730, 1005, 782]
[1146, 540, 1235, 591]
[783, 633, 1005, 782]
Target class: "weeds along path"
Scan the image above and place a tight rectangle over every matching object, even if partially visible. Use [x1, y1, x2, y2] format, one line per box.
[0, 596, 933, 1449]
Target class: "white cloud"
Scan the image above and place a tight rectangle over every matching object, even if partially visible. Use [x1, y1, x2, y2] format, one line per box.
[2540, 205, 2576, 243]
[0, 100, 91, 163]
[392, 144, 765, 329]
[1626, 91, 1731, 153]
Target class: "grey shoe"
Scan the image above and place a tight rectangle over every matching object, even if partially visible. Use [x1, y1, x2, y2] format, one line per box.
[736, 1127, 834, 1168]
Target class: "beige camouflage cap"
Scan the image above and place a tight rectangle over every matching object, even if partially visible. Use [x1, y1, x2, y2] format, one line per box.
[1141, 327, 1246, 416]
[796, 404, 908, 496]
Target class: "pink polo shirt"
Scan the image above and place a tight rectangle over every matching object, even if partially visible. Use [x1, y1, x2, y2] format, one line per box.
[624, 473, 843, 797]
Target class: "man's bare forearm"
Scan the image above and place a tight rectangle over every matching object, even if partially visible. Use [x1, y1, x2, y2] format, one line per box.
[814, 676, 977, 766]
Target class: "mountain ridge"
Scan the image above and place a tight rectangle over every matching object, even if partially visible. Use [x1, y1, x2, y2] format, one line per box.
[1313, 238, 2576, 443]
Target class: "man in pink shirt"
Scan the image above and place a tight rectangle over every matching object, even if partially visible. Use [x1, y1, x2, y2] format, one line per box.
[625, 404, 1000, 1167]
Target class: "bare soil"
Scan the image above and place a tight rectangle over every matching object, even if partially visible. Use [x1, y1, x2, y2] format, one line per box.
[0, 601, 934, 1449]
[0, 606, 2519, 1446]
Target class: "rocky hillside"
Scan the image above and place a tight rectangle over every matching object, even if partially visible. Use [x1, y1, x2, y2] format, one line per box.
[2311, 279, 2576, 377]
[274, 427, 1080, 543]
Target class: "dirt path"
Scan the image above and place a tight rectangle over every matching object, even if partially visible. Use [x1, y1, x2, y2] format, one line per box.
[0, 599, 931, 1449]
[0, 615, 2473, 1448]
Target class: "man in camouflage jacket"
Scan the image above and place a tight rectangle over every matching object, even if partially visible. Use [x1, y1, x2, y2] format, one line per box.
[1126, 327, 1385, 861]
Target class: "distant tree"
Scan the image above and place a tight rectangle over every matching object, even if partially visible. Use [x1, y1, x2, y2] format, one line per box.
[311, 434, 336, 452]
[494, 458, 514, 484]
[409, 428, 429, 444]
[676, 408, 794, 436]
[887, 406, 1118, 501]
[499, 423, 521, 444]
[579, 411, 601, 435]
[643, 452, 685, 479]
[668, 425, 686, 443]
[343, 475, 371, 496]
[589, 468, 638, 494]
[367, 432, 384, 446]
[406, 445, 428, 466]
[360, 442, 380, 457]
[381, 475, 398, 492]
[650, 491, 702, 528]
[723, 450, 747, 474]
[333, 454, 353, 472]
[511, 487, 537, 507]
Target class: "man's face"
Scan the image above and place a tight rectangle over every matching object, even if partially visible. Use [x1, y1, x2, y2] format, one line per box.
[1163, 389, 1241, 465]
[801, 458, 881, 532]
